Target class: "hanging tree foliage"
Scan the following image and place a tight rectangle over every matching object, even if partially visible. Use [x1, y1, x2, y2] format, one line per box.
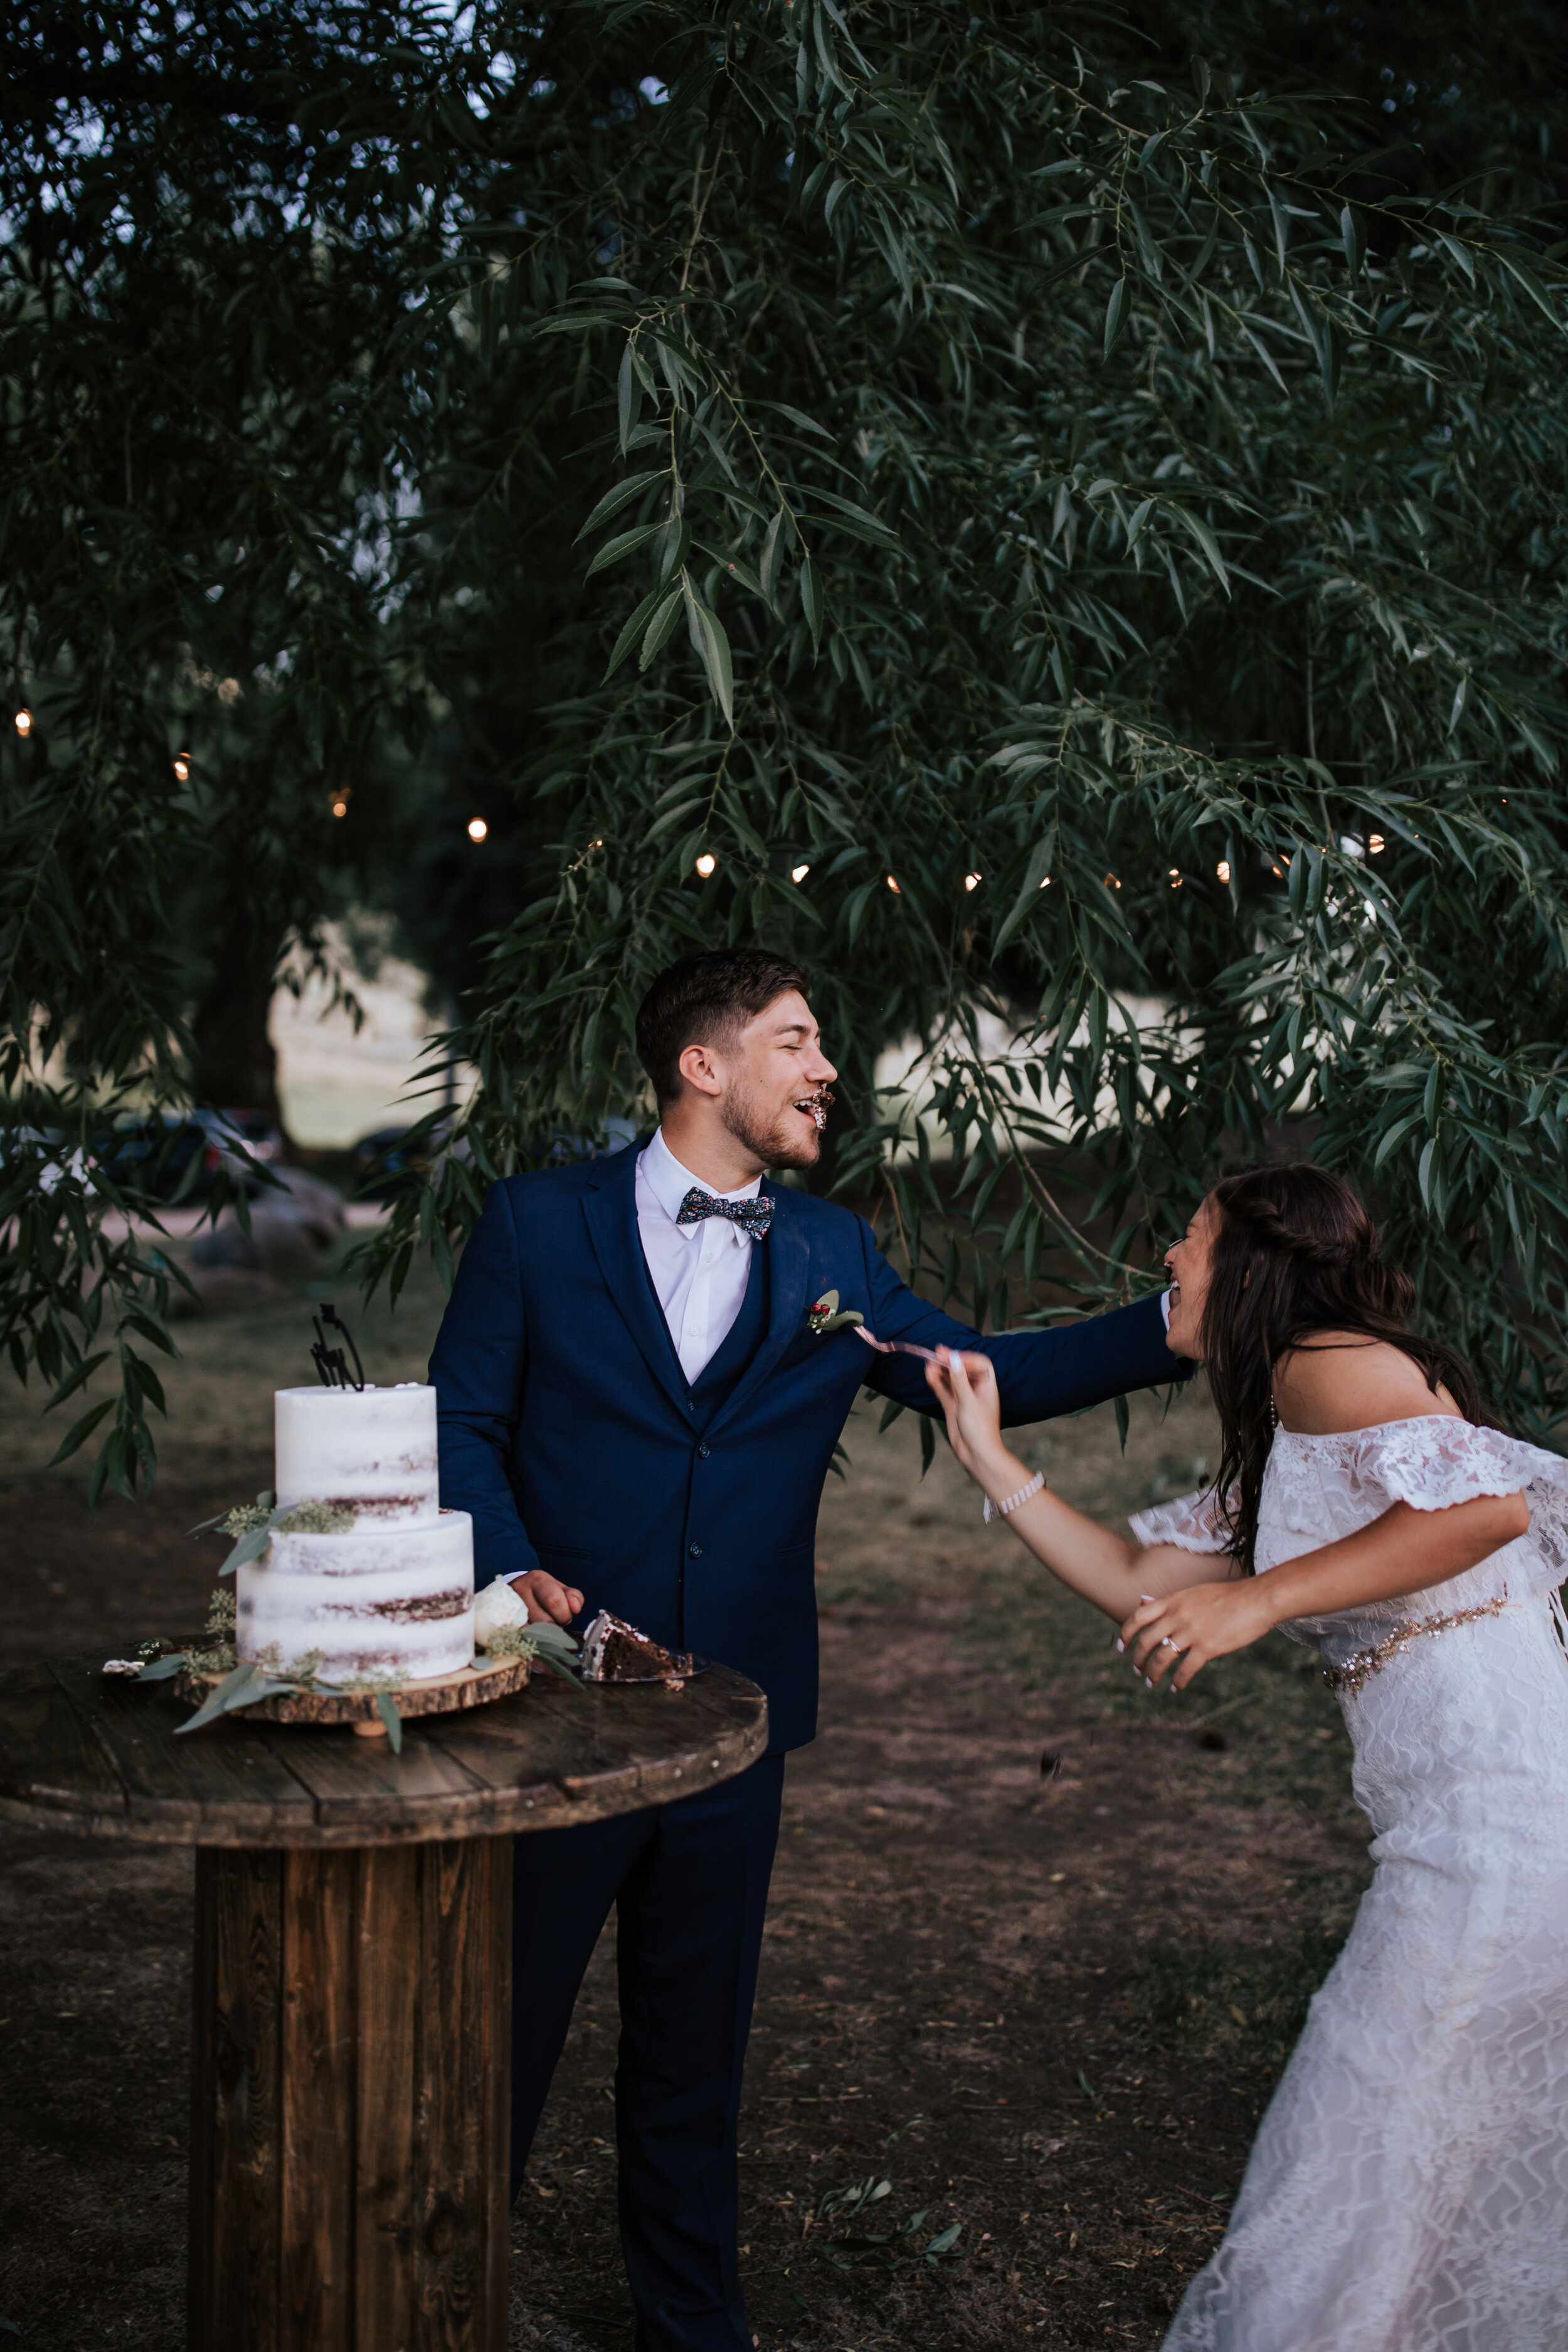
[3, 1, 1568, 1499]
[375, 0, 1568, 1429]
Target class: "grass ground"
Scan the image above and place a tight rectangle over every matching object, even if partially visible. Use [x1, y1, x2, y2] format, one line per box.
[0, 1242, 1368, 2349]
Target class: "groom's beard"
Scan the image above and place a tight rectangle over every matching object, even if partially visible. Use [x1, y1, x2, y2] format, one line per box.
[721, 1081, 822, 1173]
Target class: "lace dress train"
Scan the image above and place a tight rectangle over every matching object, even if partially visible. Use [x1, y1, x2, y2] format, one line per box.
[1130, 1417, 1568, 2352]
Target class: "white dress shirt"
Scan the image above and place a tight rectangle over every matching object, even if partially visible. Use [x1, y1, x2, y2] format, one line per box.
[635, 1128, 763, 1385]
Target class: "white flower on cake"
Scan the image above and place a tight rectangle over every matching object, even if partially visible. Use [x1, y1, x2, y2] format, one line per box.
[474, 1576, 531, 1647]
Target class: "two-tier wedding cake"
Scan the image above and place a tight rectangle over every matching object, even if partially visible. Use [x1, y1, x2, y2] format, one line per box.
[236, 1384, 475, 1683]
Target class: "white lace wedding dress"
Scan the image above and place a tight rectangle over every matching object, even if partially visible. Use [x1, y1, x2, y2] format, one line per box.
[1130, 1415, 1568, 2351]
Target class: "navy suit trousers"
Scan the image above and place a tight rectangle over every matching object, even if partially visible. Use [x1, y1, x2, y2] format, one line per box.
[512, 1756, 786, 2352]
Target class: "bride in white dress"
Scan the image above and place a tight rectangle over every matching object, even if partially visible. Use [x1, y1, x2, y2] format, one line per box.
[924, 1162, 1568, 2351]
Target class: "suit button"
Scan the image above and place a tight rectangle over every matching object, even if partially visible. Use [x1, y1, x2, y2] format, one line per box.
[689, 1542, 703, 1557]
[697, 1442, 711, 1459]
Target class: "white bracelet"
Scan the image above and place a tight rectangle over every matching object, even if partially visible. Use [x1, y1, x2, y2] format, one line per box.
[983, 1470, 1046, 1523]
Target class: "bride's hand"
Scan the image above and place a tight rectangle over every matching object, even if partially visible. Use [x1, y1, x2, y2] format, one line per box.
[1120, 1578, 1279, 1692]
[925, 1347, 1009, 1481]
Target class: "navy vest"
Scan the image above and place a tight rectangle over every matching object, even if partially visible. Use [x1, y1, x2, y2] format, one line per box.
[636, 1231, 771, 1428]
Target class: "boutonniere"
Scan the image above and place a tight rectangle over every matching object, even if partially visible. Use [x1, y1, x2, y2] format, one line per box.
[807, 1288, 866, 1337]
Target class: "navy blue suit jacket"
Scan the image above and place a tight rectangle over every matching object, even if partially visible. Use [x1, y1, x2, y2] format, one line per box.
[428, 1139, 1182, 1752]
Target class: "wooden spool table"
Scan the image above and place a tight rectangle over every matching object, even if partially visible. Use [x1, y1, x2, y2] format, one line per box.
[0, 1650, 768, 2352]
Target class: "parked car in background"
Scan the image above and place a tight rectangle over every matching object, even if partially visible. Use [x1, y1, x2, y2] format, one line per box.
[92, 1109, 287, 1202]
[350, 1125, 435, 1202]
[201, 1108, 285, 1178]
[349, 1117, 631, 1204]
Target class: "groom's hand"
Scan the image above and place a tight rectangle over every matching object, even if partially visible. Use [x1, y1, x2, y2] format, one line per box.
[507, 1569, 584, 1627]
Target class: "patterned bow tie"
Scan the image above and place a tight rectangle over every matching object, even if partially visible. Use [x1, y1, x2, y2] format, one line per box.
[676, 1186, 774, 1240]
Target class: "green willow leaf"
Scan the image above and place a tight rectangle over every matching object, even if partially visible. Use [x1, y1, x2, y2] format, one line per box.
[684, 584, 735, 726]
[45, 1397, 115, 1469]
[1102, 276, 1130, 361]
[638, 585, 685, 671]
[993, 829, 1058, 954]
[575, 470, 664, 544]
[603, 582, 669, 681]
[760, 509, 788, 608]
[584, 523, 663, 579]
[44, 1350, 114, 1412]
[800, 555, 824, 649]
[694, 541, 766, 598]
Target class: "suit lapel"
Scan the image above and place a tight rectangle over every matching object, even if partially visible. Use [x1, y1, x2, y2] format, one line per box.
[581, 1142, 692, 1421]
[706, 1188, 812, 1440]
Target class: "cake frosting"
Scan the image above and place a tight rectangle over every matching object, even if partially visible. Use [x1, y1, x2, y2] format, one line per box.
[275, 1382, 439, 1522]
[238, 1384, 473, 1683]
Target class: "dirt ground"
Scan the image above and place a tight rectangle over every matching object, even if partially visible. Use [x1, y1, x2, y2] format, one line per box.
[0, 1253, 1369, 2349]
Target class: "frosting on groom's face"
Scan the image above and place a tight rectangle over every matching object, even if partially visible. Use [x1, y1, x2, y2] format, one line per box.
[710, 990, 840, 1172]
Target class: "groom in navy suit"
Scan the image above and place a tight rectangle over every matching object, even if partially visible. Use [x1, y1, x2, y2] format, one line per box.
[429, 947, 1184, 2351]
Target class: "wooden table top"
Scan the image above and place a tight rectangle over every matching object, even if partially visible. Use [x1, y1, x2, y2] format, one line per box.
[0, 1653, 769, 1848]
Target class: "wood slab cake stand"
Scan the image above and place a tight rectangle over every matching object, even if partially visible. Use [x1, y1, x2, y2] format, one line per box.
[0, 1651, 768, 2352]
[171, 1647, 534, 1732]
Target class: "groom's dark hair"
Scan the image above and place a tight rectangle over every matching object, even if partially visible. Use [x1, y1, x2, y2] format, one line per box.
[637, 949, 811, 1104]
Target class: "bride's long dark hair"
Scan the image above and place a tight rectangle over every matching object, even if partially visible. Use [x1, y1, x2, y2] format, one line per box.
[1199, 1163, 1488, 1573]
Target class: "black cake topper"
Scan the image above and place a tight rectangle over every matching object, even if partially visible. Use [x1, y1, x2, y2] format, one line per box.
[310, 1302, 366, 1391]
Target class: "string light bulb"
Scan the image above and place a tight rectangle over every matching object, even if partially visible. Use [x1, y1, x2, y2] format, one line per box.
[1369, 834, 1385, 855]
[14, 708, 32, 738]
[172, 750, 191, 783]
[1103, 871, 1121, 890]
[695, 851, 716, 877]
[886, 874, 901, 894]
[792, 862, 811, 884]
[1216, 859, 1231, 884]
[963, 871, 982, 893]
[468, 817, 489, 842]
[1168, 868, 1182, 889]
[1039, 875, 1052, 889]
[331, 793, 350, 819]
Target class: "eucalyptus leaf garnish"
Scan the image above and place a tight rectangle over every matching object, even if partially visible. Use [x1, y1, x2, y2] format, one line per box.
[216, 1523, 274, 1577]
[188, 1489, 275, 1537]
[174, 1658, 260, 1734]
[274, 1501, 355, 1536]
[133, 1586, 415, 1729]
[193, 1488, 358, 1574]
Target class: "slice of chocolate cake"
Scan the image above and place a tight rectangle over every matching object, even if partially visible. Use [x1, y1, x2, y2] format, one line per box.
[581, 1611, 694, 1683]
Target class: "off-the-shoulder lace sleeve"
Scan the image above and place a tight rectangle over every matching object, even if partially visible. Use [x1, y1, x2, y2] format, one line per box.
[1325, 1418, 1568, 1586]
[1128, 1485, 1234, 1554]
[1340, 1419, 1568, 1518]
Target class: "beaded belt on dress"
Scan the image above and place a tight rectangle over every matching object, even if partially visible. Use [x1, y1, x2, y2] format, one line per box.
[1323, 1589, 1510, 1697]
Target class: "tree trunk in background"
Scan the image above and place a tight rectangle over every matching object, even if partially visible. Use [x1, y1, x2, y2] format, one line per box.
[190, 916, 287, 1134]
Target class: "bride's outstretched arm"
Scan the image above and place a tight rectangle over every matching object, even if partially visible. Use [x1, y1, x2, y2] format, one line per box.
[924, 1350, 1240, 1623]
[927, 1346, 1528, 1693]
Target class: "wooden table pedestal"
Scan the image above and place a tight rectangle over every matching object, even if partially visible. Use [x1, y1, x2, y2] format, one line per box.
[0, 1652, 768, 2352]
[190, 1839, 511, 2352]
